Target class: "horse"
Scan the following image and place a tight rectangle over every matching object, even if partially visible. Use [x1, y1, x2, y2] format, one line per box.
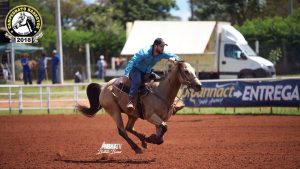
[13, 12, 35, 34]
[77, 60, 202, 154]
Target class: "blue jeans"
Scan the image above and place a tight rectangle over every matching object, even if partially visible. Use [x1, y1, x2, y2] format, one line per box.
[129, 67, 145, 99]
[23, 67, 32, 85]
[52, 66, 58, 84]
[37, 69, 45, 84]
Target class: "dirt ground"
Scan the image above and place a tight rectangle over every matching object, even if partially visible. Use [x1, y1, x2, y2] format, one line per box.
[0, 114, 300, 169]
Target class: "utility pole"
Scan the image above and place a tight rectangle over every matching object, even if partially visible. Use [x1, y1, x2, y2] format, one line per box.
[85, 43, 91, 83]
[56, 0, 64, 83]
[288, 0, 293, 15]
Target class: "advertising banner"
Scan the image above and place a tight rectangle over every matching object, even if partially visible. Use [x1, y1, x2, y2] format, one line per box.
[183, 79, 300, 107]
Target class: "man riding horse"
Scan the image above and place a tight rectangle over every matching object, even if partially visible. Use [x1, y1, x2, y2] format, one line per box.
[125, 38, 180, 112]
[78, 38, 202, 154]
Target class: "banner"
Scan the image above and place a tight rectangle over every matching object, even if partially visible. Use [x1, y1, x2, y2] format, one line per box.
[183, 79, 300, 107]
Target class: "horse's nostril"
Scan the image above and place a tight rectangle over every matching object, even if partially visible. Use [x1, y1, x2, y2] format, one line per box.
[197, 85, 202, 91]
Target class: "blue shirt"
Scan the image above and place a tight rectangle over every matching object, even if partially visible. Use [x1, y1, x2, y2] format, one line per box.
[124, 46, 179, 76]
[38, 56, 46, 70]
[52, 54, 60, 68]
[21, 58, 30, 71]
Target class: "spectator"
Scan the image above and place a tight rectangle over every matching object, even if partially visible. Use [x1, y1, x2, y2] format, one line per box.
[37, 53, 47, 84]
[51, 50, 60, 84]
[74, 71, 83, 83]
[21, 53, 32, 85]
[96, 55, 107, 79]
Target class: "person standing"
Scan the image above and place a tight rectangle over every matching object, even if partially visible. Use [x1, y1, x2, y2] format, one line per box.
[96, 55, 107, 79]
[51, 50, 60, 84]
[37, 53, 46, 84]
[21, 53, 32, 85]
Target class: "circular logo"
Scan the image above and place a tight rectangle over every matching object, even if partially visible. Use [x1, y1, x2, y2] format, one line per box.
[5, 5, 42, 37]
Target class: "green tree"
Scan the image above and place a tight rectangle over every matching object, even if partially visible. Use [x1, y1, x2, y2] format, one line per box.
[189, 0, 300, 25]
[236, 8, 300, 74]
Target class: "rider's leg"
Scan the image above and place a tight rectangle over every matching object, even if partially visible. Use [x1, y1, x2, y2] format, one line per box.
[127, 68, 142, 111]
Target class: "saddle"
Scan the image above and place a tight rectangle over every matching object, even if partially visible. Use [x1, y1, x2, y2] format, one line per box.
[111, 76, 153, 119]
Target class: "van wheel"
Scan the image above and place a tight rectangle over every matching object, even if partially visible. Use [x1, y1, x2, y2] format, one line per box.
[240, 73, 255, 78]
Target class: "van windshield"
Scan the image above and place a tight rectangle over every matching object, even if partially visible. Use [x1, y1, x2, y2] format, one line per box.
[240, 44, 257, 56]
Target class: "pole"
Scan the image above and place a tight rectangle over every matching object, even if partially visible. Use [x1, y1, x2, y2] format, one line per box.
[288, 0, 293, 15]
[11, 42, 16, 84]
[255, 40, 259, 54]
[56, 0, 64, 83]
[85, 43, 91, 82]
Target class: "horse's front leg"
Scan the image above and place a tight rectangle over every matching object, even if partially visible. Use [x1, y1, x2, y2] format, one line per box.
[145, 114, 168, 145]
[126, 115, 147, 148]
[107, 107, 142, 154]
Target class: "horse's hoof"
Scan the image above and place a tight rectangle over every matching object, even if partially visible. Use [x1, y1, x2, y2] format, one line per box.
[135, 148, 143, 154]
[142, 141, 147, 149]
[145, 134, 157, 144]
[156, 139, 164, 145]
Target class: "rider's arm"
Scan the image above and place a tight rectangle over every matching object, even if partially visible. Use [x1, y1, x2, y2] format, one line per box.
[124, 50, 145, 77]
[162, 52, 180, 61]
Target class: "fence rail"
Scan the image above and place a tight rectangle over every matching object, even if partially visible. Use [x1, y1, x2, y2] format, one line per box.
[0, 83, 95, 114]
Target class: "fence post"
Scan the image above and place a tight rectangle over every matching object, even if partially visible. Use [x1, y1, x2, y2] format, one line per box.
[39, 86, 43, 110]
[18, 86, 22, 114]
[73, 85, 78, 112]
[46, 86, 50, 114]
[8, 86, 12, 114]
[270, 107, 273, 114]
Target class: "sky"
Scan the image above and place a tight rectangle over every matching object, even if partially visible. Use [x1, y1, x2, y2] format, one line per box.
[84, 0, 190, 21]
[170, 0, 190, 21]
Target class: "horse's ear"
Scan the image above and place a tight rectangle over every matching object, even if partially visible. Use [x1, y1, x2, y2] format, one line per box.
[177, 60, 185, 68]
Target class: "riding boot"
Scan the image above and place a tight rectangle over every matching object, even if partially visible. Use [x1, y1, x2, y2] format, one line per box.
[126, 97, 135, 112]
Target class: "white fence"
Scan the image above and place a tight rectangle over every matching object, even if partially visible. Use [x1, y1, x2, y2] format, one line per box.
[0, 83, 94, 114]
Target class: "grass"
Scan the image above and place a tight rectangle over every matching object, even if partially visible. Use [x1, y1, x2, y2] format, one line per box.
[0, 108, 107, 116]
[178, 107, 300, 115]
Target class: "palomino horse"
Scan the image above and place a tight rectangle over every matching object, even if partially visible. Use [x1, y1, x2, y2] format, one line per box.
[78, 61, 202, 154]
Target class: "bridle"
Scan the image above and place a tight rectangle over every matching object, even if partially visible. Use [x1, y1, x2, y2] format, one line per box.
[177, 62, 198, 88]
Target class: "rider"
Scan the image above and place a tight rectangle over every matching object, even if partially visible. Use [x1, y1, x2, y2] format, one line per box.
[124, 38, 180, 111]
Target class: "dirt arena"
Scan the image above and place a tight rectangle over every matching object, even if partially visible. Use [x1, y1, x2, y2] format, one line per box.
[0, 114, 300, 169]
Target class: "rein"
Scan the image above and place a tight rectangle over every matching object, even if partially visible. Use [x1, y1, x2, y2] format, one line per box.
[148, 63, 194, 114]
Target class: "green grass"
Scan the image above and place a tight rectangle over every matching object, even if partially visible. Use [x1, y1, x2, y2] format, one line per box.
[178, 107, 300, 115]
[0, 108, 107, 115]
[0, 78, 106, 99]
[277, 74, 300, 78]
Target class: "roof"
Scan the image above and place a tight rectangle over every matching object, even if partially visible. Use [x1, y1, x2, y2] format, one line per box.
[121, 21, 216, 55]
[0, 43, 44, 54]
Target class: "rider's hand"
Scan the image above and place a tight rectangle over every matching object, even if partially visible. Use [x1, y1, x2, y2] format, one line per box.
[168, 58, 176, 64]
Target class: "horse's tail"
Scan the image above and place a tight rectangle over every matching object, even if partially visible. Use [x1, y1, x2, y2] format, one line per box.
[77, 83, 102, 117]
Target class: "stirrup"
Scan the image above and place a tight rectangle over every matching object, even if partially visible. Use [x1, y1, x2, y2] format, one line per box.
[126, 100, 135, 111]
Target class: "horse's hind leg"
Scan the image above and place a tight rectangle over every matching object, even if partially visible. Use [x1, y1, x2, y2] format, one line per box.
[107, 108, 142, 154]
[125, 115, 147, 149]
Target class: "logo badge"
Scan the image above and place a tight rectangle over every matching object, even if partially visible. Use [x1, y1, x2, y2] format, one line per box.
[97, 142, 122, 154]
[5, 5, 43, 43]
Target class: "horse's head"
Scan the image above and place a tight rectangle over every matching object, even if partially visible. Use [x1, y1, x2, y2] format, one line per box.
[175, 61, 202, 92]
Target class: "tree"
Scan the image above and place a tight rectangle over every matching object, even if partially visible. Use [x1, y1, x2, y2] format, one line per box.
[236, 8, 300, 74]
[190, 0, 264, 25]
[189, 0, 300, 25]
